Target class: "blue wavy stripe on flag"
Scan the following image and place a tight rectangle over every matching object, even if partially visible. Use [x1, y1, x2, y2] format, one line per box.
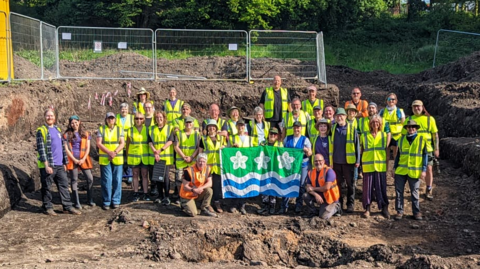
[223, 182, 299, 198]
[223, 172, 300, 185]
[222, 177, 300, 190]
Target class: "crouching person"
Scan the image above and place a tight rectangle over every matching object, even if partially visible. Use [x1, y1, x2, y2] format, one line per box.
[302, 154, 340, 219]
[179, 153, 217, 217]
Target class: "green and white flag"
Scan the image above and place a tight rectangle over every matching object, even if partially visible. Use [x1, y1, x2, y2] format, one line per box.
[221, 146, 303, 198]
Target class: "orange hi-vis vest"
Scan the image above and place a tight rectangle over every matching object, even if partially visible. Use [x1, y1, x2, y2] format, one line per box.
[309, 165, 339, 204]
[64, 132, 93, 170]
[179, 165, 211, 199]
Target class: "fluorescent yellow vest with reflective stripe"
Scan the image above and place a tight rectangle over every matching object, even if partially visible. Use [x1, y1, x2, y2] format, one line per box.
[361, 132, 387, 173]
[404, 115, 436, 152]
[36, 125, 62, 168]
[358, 116, 386, 136]
[174, 117, 200, 132]
[307, 119, 319, 138]
[99, 125, 124, 165]
[249, 120, 270, 146]
[127, 126, 149, 166]
[311, 135, 333, 166]
[264, 87, 288, 120]
[382, 109, 404, 140]
[164, 99, 184, 124]
[332, 123, 356, 164]
[225, 119, 238, 136]
[302, 99, 324, 117]
[133, 101, 154, 115]
[347, 118, 357, 131]
[116, 114, 134, 131]
[175, 130, 200, 169]
[395, 135, 426, 178]
[149, 124, 174, 165]
[203, 135, 225, 175]
[285, 110, 308, 136]
[228, 134, 255, 148]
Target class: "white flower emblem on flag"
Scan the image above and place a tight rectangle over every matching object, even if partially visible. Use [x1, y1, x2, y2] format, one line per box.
[254, 151, 271, 170]
[230, 151, 248, 170]
[277, 151, 295, 170]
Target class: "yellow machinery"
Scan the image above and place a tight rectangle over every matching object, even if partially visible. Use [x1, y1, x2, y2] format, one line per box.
[0, 0, 13, 80]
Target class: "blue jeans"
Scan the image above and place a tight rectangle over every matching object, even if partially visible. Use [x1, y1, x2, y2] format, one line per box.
[282, 164, 309, 210]
[101, 163, 123, 206]
[394, 174, 420, 215]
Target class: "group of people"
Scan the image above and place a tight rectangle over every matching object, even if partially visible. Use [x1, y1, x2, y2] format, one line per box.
[36, 78, 439, 221]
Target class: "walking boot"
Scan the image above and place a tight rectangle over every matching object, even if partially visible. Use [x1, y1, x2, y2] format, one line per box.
[214, 201, 223, 213]
[72, 190, 82, 210]
[381, 207, 390, 219]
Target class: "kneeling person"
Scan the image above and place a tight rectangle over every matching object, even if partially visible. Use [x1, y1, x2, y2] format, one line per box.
[180, 153, 217, 217]
[303, 154, 340, 219]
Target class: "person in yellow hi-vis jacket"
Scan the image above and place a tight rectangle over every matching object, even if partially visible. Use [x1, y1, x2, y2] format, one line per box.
[97, 112, 125, 210]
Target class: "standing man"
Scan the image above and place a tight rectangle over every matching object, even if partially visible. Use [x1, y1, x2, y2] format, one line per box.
[303, 154, 340, 219]
[306, 105, 323, 139]
[357, 102, 390, 137]
[345, 87, 368, 118]
[302, 85, 324, 118]
[174, 103, 200, 132]
[331, 108, 361, 214]
[259, 75, 291, 131]
[36, 109, 81, 216]
[202, 103, 225, 136]
[96, 112, 125, 210]
[283, 97, 310, 137]
[282, 121, 313, 214]
[403, 100, 439, 200]
[163, 87, 184, 125]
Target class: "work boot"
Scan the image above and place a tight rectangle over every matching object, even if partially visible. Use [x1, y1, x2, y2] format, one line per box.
[426, 188, 434, 201]
[394, 212, 403, 221]
[345, 204, 354, 213]
[64, 208, 82, 215]
[414, 212, 423, 220]
[44, 208, 57, 216]
[202, 209, 218, 217]
[72, 190, 82, 210]
[214, 201, 223, 213]
[269, 204, 276, 215]
[381, 207, 390, 219]
[131, 192, 140, 202]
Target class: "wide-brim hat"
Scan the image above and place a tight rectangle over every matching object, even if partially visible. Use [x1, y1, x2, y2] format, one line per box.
[269, 127, 279, 134]
[137, 87, 150, 99]
[335, 108, 347, 115]
[412, 100, 423, 107]
[345, 104, 358, 112]
[404, 119, 420, 129]
[205, 119, 218, 129]
[184, 116, 195, 123]
[227, 106, 239, 117]
[315, 118, 331, 129]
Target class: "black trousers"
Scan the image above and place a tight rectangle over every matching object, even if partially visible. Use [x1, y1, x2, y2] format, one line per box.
[332, 163, 356, 208]
[40, 166, 73, 211]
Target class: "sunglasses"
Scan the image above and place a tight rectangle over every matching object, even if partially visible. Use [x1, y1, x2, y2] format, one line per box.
[388, 98, 396, 101]
[314, 160, 323, 162]
[135, 118, 144, 120]
[352, 92, 360, 95]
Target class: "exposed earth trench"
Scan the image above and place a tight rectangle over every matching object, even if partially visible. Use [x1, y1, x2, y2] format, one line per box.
[0, 53, 480, 268]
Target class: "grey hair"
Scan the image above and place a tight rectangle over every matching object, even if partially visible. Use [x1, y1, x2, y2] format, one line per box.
[292, 97, 301, 103]
[120, 103, 129, 109]
[197, 153, 208, 162]
[253, 106, 263, 115]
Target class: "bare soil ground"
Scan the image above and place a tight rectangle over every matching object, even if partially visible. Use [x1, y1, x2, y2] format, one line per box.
[1, 52, 480, 268]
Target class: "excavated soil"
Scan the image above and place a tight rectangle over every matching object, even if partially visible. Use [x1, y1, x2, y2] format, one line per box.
[1, 52, 480, 268]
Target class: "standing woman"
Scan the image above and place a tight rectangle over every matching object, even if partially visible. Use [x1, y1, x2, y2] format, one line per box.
[379, 93, 405, 175]
[312, 119, 332, 167]
[127, 112, 150, 202]
[199, 119, 226, 213]
[133, 88, 154, 115]
[149, 111, 176, 205]
[248, 106, 270, 146]
[63, 115, 95, 208]
[360, 115, 391, 219]
[97, 112, 125, 210]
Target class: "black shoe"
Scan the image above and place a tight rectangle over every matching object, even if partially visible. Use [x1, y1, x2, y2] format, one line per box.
[295, 206, 302, 214]
[143, 194, 151, 201]
[102, 205, 110, 210]
[276, 207, 288, 215]
[150, 186, 159, 197]
[111, 204, 120, 209]
[345, 205, 354, 213]
[257, 205, 269, 214]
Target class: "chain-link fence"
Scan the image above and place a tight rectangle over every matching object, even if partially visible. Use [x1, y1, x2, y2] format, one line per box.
[0, 11, 9, 81]
[57, 27, 155, 79]
[155, 29, 248, 81]
[248, 30, 319, 81]
[433, 29, 480, 67]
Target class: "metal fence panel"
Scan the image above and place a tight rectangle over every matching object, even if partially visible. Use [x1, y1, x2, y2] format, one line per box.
[249, 30, 318, 80]
[41, 23, 57, 80]
[57, 27, 154, 79]
[316, 32, 327, 86]
[10, 12, 43, 80]
[0, 11, 9, 81]
[155, 29, 248, 81]
[433, 29, 480, 67]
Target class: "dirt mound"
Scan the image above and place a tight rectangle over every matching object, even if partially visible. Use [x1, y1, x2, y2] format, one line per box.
[419, 51, 480, 83]
[13, 55, 55, 80]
